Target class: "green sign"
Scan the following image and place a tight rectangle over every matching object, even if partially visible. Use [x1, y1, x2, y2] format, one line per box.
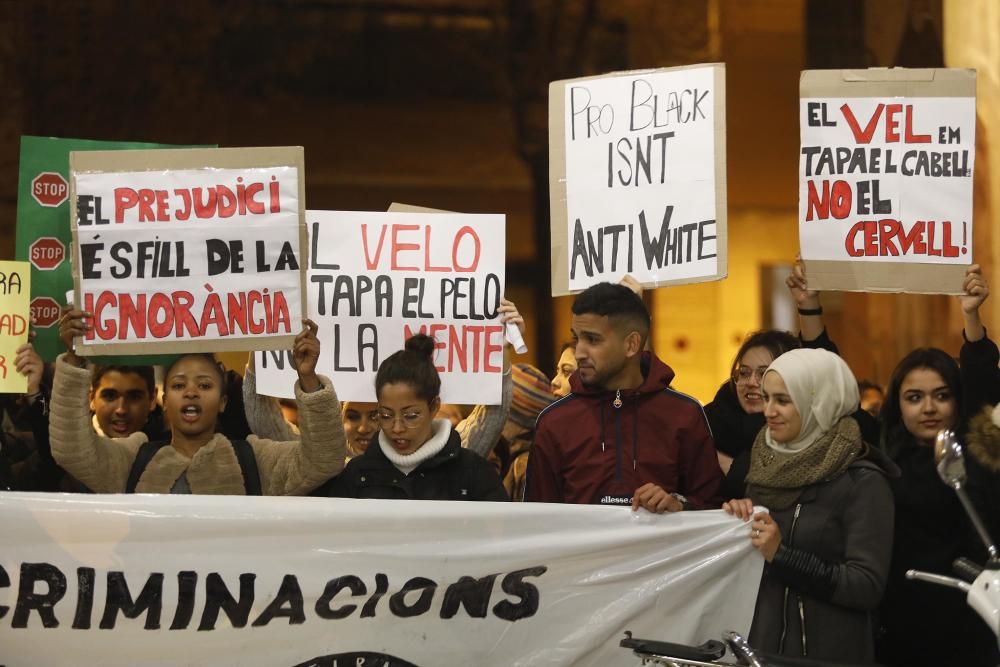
[15, 136, 211, 364]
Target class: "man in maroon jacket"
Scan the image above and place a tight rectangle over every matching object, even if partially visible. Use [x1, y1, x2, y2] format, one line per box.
[525, 282, 723, 511]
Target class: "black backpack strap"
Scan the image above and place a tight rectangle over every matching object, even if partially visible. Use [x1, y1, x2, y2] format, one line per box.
[125, 441, 171, 493]
[230, 439, 262, 496]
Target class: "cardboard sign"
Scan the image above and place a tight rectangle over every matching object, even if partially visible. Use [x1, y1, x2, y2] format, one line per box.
[14, 136, 208, 363]
[69, 147, 307, 355]
[799, 68, 976, 293]
[0, 261, 31, 393]
[0, 493, 763, 667]
[254, 210, 506, 404]
[549, 63, 728, 296]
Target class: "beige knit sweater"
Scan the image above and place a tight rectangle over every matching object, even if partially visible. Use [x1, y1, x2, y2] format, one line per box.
[49, 354, 346, 495]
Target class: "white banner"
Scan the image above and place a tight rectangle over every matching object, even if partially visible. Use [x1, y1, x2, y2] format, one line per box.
[73, 165, 302, 347]
[254, 210, 506, 404]
[557, 65, 724, 292]
[799, 96, 975, 263]
[0, 494, 762, 667]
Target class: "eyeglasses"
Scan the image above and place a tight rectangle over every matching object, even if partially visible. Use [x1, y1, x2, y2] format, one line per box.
[377, 411, 425, 430]
[733, 366, 768, 384]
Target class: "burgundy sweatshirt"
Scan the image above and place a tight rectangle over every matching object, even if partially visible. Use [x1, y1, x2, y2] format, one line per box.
[525, 352, 723, 509]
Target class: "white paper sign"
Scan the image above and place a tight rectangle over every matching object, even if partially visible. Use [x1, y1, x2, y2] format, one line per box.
[73, 166, 302, 348]
[561, 65, 722, 291]
[0, 493, 762, 667]
[799, 97, 975, 263]
[255, 210, 506, 404]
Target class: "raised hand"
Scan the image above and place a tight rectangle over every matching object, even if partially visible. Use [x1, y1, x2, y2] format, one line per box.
[292, 319, 321, 392]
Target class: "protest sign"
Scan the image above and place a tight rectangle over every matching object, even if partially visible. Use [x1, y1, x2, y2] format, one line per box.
[799, 68, 976, 293]
[254, 210, 506, 404]
[15, 136, 209, 362]
[0, 493, 762, 667]
[549, 63, 727, 296]
[69, 147, 306, 355]
[0, 261, 31, 393]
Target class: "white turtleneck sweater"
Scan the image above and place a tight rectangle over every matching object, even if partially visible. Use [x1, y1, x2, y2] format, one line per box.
[378, 418, 453, 475]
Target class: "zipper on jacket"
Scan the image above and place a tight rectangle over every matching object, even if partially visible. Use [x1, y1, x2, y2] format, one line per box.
[778, 503, 803, 654]
[614, 407, 622, 481]
[798, 596, 807, 656]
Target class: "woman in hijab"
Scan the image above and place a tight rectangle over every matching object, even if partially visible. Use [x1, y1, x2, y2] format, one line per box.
[724, 348, 896, 662]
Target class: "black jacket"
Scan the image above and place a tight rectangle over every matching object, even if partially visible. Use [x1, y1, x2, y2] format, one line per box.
[960, 329, 1000, 414]
[877, 442, 1000, 667]
[320, 430, 509, 501]
[748, 442, 897, 662]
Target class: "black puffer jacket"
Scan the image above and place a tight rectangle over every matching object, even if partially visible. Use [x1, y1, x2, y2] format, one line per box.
[748, 443, 897, 662]
[320, 429, 509, 501]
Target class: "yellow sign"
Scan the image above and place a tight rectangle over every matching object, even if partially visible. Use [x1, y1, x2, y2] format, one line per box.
[0, 260, 31, 393]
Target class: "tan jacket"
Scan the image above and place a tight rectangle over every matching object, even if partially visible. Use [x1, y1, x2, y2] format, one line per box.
[49, 354, 345, 495]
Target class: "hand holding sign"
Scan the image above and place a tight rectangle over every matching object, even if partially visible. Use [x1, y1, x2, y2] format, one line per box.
[498, 298, 525, 358]
[292, 319, 321, 392]
[58, 305, 91, 366]
[14, 343, 44, 396]
[785, 255, 820, 308]
[960, 264, 989, 314]
[960, 264, 990, 343]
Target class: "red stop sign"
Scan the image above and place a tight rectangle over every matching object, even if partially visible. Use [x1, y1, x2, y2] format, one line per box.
[29, 237, 66, 271]
[31, 172, 69, 207]
[30, 297, 62, 328]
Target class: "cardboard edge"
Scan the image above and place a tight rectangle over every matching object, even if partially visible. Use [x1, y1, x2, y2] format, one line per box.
[76, 334, 297, 357]
[549, 78, 571, 297]
[807, 259, 968, 295]
[712, 63, 728, 285]
[800, 67, 976, 98]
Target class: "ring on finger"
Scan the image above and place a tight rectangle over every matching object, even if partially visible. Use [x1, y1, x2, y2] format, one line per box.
[753, 528, 761, 538]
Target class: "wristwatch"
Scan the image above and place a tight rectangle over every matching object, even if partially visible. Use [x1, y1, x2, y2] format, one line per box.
[670, 492, 690, 511]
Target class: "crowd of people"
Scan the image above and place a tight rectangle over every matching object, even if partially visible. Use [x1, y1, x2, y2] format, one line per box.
[2, 262, 999, 666]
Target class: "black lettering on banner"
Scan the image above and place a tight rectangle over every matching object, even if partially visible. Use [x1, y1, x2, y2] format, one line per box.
[360, 573, 390, 618]
[170, 571, 199, 630]
[697, 220, 717, 260]
[110, 241, 133, 279]
[198, 572, 256, 631]
[274, 241, 299, 271]
[388, 577, 437, 618]
[639, 206, 673, 270]
[205, 239, 244, 276]
[71, 567, 96, 630]
[310, 221, 340, 271]
[315, 575, 367, 620]
[439, 574, 499, 619]
[570, 219, 602, 279]
[99, 571, 164, 630]
[0, 564, 9, 620]
[80, 243, 104, 279]
[492, 566, 547, 622]
[251, 574, 305, 626]
[12, 563, 67, 629]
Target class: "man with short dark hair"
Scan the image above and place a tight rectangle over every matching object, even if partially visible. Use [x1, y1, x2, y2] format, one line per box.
[525, 282, 723, 511]
[89, 365, 160, 438]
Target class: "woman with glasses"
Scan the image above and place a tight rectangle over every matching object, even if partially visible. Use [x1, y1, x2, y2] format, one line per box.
[318, 302, 523, 501]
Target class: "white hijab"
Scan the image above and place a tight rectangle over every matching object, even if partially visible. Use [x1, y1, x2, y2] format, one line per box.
[763, 348, 859, 454]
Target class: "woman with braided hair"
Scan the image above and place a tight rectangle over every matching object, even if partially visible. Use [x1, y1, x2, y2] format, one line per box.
[723, 348, 896, 662]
